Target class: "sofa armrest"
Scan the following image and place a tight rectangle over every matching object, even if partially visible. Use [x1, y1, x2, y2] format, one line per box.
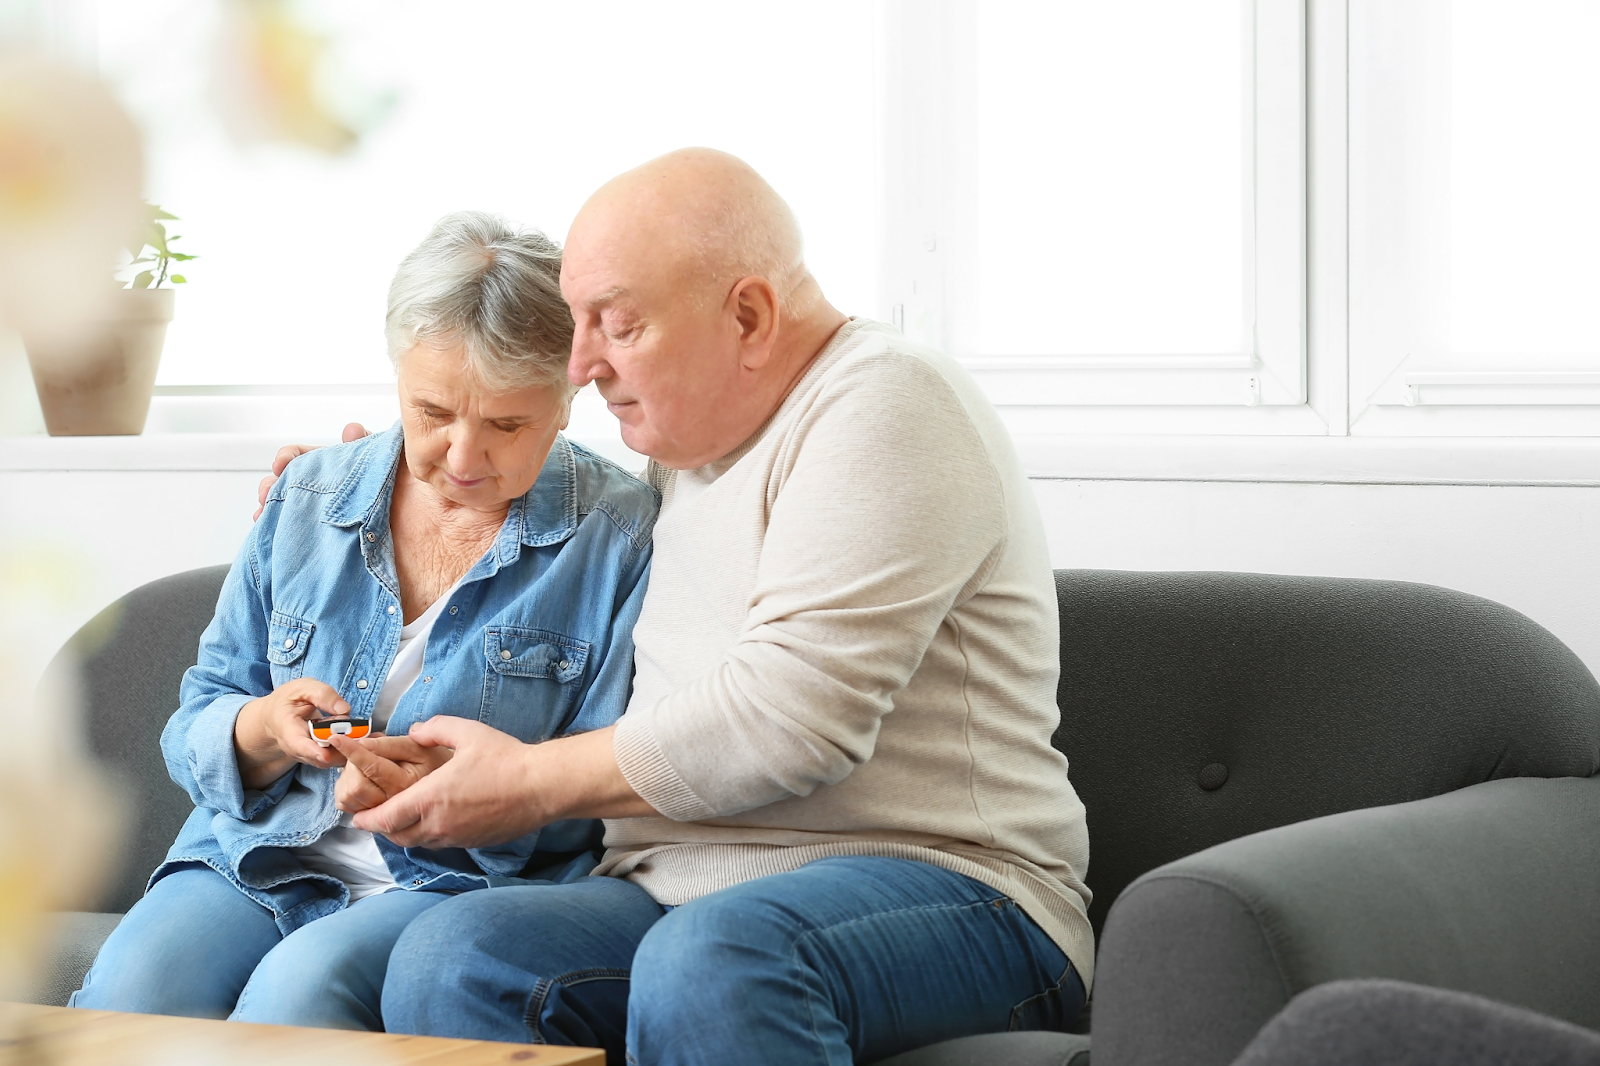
[24, 912, 123, 1007]
[1090, 775, 1600, 1066]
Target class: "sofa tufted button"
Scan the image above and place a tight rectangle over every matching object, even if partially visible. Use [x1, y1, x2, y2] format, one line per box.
[1198, 762, 1229, 791]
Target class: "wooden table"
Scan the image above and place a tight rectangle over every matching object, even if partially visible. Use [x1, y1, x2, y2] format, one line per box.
[0, 1002, 603, 1065]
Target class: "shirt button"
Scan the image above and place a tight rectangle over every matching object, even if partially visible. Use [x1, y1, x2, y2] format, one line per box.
[356, 679, 368, 690]
[282, 638, 295, 649]
[500, 649, 513, 660]
[366, 532, 376, 542]
[449, 606, 458, 615]
[423, 676, 432, 683]
[413, 879, 424, 886]
[557, 660, 570, 670]
[387, 605, 396, 616]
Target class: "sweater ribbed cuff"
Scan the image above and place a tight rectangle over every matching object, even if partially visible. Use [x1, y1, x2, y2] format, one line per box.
[613, 712, 716, 822]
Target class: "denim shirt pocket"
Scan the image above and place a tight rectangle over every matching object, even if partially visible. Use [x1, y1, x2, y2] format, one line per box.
[266, 611, 315, 685]
[481, 626, 590, 740]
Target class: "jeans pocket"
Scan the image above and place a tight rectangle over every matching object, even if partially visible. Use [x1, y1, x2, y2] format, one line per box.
[1008, 961, 1084, 1033]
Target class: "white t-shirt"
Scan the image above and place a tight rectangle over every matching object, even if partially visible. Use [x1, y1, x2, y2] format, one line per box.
[289, 582, 460, 901]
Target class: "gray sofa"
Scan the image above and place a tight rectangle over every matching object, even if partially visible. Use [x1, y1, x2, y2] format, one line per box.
[34, 568, 1600, 1066]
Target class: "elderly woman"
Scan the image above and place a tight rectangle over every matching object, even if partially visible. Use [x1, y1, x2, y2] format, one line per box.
[69, 212, 657, 1027]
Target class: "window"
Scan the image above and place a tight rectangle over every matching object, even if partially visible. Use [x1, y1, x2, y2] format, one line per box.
[89, 0, 881, 389]
[1349, 0, 1600, 434]
[27, 0, 1600, 442]
[883, 0, 1305, 412]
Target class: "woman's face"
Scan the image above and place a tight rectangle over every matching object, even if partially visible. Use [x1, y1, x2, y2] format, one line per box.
[396, 343, 570, 511]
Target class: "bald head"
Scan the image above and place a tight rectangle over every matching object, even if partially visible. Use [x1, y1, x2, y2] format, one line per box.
[571, 148, 814, 314]
[561, 149, 846, 470]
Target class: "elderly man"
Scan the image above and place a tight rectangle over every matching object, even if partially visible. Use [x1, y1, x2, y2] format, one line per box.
[277, 149, 1091, 1065]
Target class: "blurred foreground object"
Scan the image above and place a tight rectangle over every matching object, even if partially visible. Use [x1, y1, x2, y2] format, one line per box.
[0, 59, 142, 350]
[214, 0, 392, 155]
[0, 1002, 603, 1064]
[0, 545, 119, 1006]
[26, 203, 195, 436]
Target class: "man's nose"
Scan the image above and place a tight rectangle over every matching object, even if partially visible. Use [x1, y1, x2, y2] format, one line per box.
[568, 336, 608, 387]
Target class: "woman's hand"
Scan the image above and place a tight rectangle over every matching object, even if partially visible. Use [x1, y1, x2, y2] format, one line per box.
[233, 678, 352, 790]
[330, 734, 454, 813]
[253, 423, 370, 520]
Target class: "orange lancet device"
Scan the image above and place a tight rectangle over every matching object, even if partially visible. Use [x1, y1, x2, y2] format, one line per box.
[309, 715, 371, 746]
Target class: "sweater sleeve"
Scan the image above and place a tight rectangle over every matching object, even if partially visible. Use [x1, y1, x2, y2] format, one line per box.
[613, 353, 1007, 821]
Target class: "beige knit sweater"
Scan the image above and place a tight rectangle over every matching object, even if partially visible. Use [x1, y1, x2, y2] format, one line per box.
[597, 318, 1094, 985]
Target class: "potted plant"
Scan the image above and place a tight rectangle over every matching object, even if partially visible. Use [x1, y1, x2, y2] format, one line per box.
[25, 202, 195, 435]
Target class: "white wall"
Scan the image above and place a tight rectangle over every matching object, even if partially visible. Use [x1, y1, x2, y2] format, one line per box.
[6, 432, 1599, 701]
[1035, 478, 1600, 675]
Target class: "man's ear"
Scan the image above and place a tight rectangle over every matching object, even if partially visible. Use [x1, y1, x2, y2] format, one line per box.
[729, 276, 781, 369]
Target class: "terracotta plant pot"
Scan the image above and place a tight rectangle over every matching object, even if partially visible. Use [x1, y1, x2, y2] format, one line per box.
[24, 288, 174, 435]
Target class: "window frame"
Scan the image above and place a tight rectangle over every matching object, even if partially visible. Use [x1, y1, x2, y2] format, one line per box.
[879, 0, 1309, 412]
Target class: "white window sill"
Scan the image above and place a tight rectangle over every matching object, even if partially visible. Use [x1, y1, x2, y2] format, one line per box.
[1013, 434, 1600, 487]
[6, 427, 1597, 486]
[0, 388, 645, 472]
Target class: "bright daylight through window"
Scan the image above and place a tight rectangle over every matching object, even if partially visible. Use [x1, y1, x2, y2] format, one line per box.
[976, 2, 1246, 359]
[93, 1, 881, 389]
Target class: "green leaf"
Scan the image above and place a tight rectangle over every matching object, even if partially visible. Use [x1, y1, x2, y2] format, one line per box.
[133, 271, 154, 289]
[168, 252, 197, 261]
[151, 208, 177, 220]
[170, 275, 187, 284]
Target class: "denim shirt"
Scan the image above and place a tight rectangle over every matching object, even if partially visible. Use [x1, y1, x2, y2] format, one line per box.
[157, 424, 657, 934]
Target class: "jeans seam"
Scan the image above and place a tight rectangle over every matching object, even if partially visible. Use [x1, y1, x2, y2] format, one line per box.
[521, 967, 632, 1044]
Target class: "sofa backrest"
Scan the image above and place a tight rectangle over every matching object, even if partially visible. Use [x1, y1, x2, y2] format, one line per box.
[43, 565, 230, 913]
[1052, 569, 1600, 935]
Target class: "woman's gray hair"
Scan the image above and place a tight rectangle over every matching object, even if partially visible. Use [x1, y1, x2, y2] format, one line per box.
[385, 211, 574, 392]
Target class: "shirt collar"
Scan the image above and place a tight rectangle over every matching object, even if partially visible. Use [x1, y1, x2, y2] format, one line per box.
[322, 422, 580, 549]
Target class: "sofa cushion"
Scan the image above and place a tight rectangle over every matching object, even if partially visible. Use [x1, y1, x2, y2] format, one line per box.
[873, 1031, 1092, 1066]
[25, 911, 122, 1007]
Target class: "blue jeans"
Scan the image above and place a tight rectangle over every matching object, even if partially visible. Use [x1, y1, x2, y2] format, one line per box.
[384, 856, 1085, 1066]
[70, 864, 450, 1027]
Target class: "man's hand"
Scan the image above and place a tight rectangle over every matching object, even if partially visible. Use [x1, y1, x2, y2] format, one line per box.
[234, 678, 351, 790]
[351, 719, 655, 849]
[330, 734, 453, 813]
[253, 423, 370, 520]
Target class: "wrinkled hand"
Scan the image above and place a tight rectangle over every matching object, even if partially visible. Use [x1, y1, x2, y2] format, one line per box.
[253, 423, 370, 520]
[234, 678, 351, 789]
[330, 733, 454, 813]
[350, 717, 548, 849]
